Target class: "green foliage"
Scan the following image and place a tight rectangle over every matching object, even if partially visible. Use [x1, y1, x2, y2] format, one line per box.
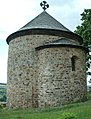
[0, 84, 7, 102]
[75, 9, 91, 73]
[89, 79, 91, 83]
[0, 95, 7, 102]
[0, 103, 6, 109]
[87, 92, 91, 100]
[75, 9, 91, 48]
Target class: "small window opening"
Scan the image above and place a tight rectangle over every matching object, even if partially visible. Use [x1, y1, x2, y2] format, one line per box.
[71, 56, 76, 71]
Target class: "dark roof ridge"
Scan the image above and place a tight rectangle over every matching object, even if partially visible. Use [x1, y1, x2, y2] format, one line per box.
[36, 43, 88, 53]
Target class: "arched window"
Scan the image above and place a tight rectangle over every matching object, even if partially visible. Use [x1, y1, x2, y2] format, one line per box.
[71, 56, 77, 71]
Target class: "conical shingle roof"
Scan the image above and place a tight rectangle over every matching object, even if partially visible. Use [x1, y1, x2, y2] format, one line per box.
[19, 11, 71, 32]
[6, 11, 83, 44]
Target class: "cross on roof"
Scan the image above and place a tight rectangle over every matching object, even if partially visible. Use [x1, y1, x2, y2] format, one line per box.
[40, 1, 49, 11]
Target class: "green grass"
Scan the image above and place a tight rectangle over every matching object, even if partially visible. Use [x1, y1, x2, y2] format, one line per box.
[0, 93, 91, 119]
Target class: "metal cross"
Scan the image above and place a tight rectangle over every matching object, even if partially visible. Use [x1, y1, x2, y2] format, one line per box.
[40, 1, 49, 11]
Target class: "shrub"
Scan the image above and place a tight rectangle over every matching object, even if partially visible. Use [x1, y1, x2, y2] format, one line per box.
[57, 112, 76, 119]
[0, 95, 7, 102]
[0, 103, 6, 109]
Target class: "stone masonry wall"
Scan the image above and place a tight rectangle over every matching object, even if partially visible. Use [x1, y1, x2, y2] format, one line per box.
[38, 47, 87, 108]
[7, 34, 87, 108]
[7, 35, 60, 108]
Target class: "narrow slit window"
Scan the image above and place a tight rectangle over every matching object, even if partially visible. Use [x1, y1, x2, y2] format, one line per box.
[71, 56, 76, 71]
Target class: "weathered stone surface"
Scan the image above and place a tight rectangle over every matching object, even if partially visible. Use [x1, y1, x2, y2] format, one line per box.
[38, 47, 86, 108]
[7, 35, 87, 109]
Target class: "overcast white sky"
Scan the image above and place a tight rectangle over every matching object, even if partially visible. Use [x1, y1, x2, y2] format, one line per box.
[0, 0, 91, 84]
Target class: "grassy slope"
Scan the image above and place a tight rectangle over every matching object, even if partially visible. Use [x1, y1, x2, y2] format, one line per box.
[0, 93, 91, 119]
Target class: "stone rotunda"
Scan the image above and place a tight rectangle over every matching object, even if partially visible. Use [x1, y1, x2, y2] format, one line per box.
[6, 2, 87, 109]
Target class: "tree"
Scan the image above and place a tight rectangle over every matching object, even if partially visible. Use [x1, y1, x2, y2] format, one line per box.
[75, 9, 91, 75]
[89, 79, 91, 83]
[0, 95, 7, 102]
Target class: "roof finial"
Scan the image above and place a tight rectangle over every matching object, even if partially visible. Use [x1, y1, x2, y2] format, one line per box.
[40, 1, 49, 11]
